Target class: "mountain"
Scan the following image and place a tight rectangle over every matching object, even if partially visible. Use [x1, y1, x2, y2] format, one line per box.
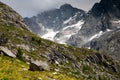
[24, 4, 86, 43]
[66, 0, 120, 60]
[24, 0, 120, 60]
[68, 0, 120, 46]
[0, 1, 120, 80]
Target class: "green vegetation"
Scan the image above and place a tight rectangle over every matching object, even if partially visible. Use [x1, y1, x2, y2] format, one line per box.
[82, 65, 93, 74]
[16, 48, 25, 62]
[0, 21, 120, 80]
[0, 55, 77, 80]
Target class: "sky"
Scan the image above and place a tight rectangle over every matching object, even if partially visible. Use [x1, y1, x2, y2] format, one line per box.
[0, 0, 100, 17]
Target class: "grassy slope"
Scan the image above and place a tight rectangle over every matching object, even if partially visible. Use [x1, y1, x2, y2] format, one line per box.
[0, 24, 92, 80]
[0, 21, 120, 80]
[0, 55, 77, 80]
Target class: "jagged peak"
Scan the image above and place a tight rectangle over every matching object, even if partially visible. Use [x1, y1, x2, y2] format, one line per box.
[60, 4, 73, 9]
[59, 3, 85, 13]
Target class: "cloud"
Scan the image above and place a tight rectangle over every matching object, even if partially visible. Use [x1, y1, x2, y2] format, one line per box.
[0, 0, 100, 17]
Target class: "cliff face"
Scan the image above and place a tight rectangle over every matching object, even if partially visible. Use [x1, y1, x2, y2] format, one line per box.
[0, 1, 120, 80]
[91, 0, 120, 18]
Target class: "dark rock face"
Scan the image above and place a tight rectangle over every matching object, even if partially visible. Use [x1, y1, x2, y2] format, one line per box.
[0, 33, 8, 46]
[68, 0, 120, 47]
[66, 0, 120, 61]
[81, 0, 120, 60]
[90, 0, 120, 18]
[89, 29, 120, 60]
[29, 62, 44, 71]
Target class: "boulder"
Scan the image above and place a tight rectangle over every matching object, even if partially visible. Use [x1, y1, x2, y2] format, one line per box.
[0, 46, 16, 58]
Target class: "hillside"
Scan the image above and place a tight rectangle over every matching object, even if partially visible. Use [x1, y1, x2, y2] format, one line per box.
[0, 1, 120, 80]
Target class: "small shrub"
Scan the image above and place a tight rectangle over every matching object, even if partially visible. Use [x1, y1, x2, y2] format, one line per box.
[16, 48, 25, 62]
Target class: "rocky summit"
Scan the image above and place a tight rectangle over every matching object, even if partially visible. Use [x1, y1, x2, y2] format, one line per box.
[0, 1, 120, 80]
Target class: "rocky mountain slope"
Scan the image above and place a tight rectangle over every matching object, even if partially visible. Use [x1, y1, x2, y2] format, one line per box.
[80, 0, 120, 60]
[68, 0, 120, 47]
[24, 4, 86, 44]
[0, 1, 120, 80]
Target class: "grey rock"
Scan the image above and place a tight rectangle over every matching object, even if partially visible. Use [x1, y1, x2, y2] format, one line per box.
[0, 46, 16, 58]
[29, 62, 44, 71]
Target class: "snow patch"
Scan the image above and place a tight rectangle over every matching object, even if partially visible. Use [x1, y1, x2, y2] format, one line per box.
[89, 29, 112, 41]
[63, 17, 72, 24]
[55, 35, 72, 44]
[112, 20, 120, 23]
[55, 20, 84, 44]
[89, 31, 104, 41]
[106, 29, 112, 32]
[63, 20, 84, 30]
[63, 12, 82, 25]
[41, 29, 59, 40]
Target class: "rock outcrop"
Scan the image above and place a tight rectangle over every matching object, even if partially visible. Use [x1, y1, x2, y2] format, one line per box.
[0, 46, 16, 58]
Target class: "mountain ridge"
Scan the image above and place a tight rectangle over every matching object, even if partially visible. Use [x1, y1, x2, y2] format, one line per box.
[24, 4, 86, 44]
